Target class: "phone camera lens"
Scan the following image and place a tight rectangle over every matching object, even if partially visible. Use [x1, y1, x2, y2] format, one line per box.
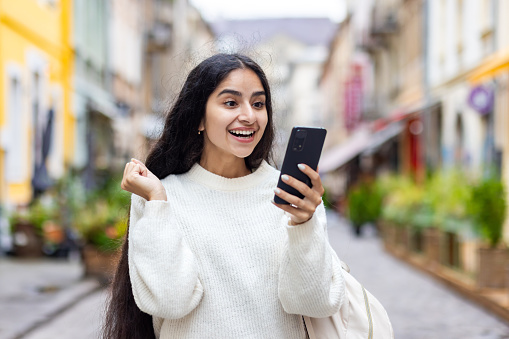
[293, 136, 306, 152]
[296, 130, 307, 138]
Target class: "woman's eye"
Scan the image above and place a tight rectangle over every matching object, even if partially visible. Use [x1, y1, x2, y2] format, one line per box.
[224, 100, 237, 107]
[253, 102, 265, 109]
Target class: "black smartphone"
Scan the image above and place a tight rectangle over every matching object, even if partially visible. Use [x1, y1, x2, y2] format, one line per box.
[274, 127, 327, 204]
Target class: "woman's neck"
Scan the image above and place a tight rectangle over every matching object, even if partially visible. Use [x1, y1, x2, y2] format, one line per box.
[199, 156, 251, 179]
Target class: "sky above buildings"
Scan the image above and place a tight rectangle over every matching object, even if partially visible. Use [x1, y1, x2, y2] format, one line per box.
[189, 0, 347, 23]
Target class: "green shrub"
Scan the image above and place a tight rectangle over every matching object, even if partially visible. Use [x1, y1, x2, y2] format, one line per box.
[379, 175, 424, 226]
[426, 170, 473, 225]
[409, 204, 434, 229]
[347, 180, 383, 226]
[72, 177, 130, 252]
[378, 170, 475, 234]
[9, 197, 60, 234]
[468, 177, 507, 248]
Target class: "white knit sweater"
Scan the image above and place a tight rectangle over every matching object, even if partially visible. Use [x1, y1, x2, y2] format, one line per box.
[128, 160, 345, 339]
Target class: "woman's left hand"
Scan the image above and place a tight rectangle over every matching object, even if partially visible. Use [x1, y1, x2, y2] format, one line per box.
[272, 164, 325, 225]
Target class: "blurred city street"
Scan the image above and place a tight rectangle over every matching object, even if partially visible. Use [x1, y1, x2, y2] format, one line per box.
[2, 211, 508, 339]
[1, 0, 509, 338]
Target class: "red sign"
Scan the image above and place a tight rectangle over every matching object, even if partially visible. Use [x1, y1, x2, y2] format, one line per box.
[344, 65, 363, 131]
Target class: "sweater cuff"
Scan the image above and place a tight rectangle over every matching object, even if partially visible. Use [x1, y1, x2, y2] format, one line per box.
[285, 212, 320, 246]
[130, 200, 172, 239]
[144, 200, 171, 218]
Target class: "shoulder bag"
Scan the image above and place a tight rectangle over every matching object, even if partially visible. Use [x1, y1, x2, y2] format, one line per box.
[303, 259, 394, 339]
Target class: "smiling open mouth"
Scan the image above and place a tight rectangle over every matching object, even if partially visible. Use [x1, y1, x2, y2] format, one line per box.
[229, 130, 255, 138]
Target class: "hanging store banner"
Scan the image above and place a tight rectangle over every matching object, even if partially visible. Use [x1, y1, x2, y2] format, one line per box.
[344, 65, 363, 131]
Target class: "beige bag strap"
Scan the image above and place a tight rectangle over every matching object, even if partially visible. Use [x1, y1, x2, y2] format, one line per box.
[303, 316, 316, 339]
[302, 259, 349, 339]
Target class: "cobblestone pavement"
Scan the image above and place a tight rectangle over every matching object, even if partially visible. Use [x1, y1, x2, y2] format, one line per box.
[0, 257, 100, 339]
[22, 289, 107, 339]
[327, 212, 509, 339]
[10, 211, 509, 339]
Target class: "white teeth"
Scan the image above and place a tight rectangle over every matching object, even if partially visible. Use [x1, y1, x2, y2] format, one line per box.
[229, 130, 254, 137]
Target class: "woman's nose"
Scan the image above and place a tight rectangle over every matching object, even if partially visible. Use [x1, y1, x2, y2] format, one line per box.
[239, 105, 256, 123]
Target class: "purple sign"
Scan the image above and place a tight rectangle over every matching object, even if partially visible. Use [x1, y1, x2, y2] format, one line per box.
[468, 85, 494, 115]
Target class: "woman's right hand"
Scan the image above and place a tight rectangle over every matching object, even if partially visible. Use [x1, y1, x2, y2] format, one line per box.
[121, 158, 167, 201]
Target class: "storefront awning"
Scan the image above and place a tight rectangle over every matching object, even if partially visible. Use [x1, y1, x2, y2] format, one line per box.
[362, 121, 403, 155]
[318, 128, 370, 173]
[318, 122, 403, 173]
[469, 48, 509, 84]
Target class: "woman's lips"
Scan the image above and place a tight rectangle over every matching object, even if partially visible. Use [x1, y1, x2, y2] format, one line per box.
[229, 131, 255, 143]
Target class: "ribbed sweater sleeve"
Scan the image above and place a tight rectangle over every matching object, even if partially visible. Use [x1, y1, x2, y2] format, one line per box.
[278, 201, 345, 318]
[128, 193, 203, 319]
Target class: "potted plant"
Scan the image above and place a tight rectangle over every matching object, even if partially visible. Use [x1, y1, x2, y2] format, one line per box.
[73, 177, 130, 284]
[426, 170, 474, 269]
[347, 179, 382, 236]
[9, 197, 62, 257]
[378, 175, 424, 254]
[468, 176, 507, 289]
[377, 174, 405, 251]
[408, 203, 434, 255]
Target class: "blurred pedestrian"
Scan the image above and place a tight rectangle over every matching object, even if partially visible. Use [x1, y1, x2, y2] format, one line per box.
[102, 53, 345, 339]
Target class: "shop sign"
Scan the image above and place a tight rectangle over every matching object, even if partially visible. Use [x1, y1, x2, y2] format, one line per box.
[344, 65, 363, 130]
[467, 85, 494, 115]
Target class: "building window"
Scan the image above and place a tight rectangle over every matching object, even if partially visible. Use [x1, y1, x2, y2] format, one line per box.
[32, 72, 42, 169]
[6, 77, 25, 183]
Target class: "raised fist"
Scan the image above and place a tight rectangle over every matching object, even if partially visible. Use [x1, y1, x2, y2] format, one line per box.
[121, 158, 167, 201]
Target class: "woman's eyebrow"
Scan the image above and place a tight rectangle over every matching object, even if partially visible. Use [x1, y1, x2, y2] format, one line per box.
[252, 91, 266, 98]
[217, 89, 242, 97]
[217, 89, 266, 98]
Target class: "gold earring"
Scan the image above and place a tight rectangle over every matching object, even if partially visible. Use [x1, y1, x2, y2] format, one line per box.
[198, 130, 201, 135]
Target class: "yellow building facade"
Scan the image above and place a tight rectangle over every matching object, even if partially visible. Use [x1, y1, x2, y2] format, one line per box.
[0, 0, 73, 206]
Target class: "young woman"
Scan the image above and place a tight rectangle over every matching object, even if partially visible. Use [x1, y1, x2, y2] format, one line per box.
[103, 53, 345, 339]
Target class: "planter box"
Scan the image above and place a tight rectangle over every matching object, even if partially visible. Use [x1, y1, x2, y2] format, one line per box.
[478, 247, 509, 289]
[380, 220, 397, 251]
[12, 222, 43, 257]
[440, 231, 460, 268]
[380, 221, 410, 254]
[459, 240, 478, 275]
[423, 227, 441, 265]
[395, 225, 410, 253]
[82, 246, 121, 284]
[410, 228, 424, 254]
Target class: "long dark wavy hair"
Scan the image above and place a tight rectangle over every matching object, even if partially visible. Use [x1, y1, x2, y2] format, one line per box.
[102, 53, 275, 339]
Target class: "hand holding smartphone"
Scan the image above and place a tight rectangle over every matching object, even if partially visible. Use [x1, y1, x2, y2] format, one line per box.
[274, 127, 327, 205]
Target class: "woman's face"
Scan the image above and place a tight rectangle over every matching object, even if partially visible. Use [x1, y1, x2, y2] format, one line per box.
[199, 68, 268, 162]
